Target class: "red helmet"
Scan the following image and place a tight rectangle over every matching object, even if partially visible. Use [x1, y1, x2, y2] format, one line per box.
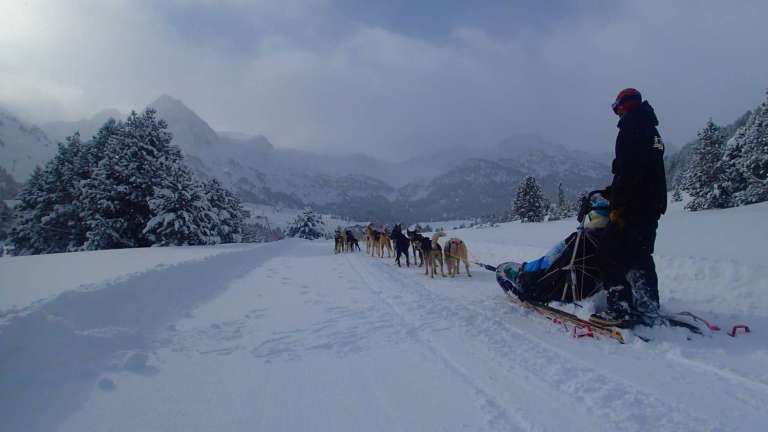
[612, 88, 642, 114]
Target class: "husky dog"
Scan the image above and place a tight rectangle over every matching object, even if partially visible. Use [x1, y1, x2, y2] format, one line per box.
[444, 238, 472, 277]
[378, 229, 393, 258]
[334, 228, 343, 254]
[428, 232, 446, 278]
[391, 224, 411, 267]
[365, 225, 377, 255]
[346, 230, 361, 252]
[407, 229, 426, 267]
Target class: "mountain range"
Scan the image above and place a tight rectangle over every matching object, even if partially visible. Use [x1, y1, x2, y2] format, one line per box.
[2, 95, 613, 221]
[0, 107, 55, 198]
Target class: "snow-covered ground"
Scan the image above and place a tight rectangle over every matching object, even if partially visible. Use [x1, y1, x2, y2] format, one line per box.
[0, 243, 258, 315]
[2, 201, 767, 431]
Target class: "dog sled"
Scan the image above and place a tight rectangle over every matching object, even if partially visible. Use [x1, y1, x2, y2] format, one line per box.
[495, 191, 610, 303]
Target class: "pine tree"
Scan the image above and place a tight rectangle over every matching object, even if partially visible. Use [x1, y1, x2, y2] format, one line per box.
[0, 199, 12, 255]
[8, 168, 47, 255]
[682, 120, 729, 211]
[8, 109, 244, 255]
[242, 221, 271, 243]
[204, 178, 247, 243]
[556, 183, 572, 219]
[143, 161, 219, 246]
[286, 208, 325, 239]
[80, 109, 178, 249]
[547, 202, 560, 221]
[736, 91, 768, 204]
[721, 138, 747, 207]
[672, 186, 683, 202]
[512, 176, 545, 223]
[7, 134, 89, 254]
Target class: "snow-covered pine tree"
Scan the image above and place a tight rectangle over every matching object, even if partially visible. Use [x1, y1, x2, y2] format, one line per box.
[512, 176, 545, 223]
[735, 90, 768, 204]
[547, 202, 560, 221]
[80, 109, 177, 250]
[721, 135, 748, 207]
[556, 183, 572, 219]
[286, 208, 325, 240]
[8, 168, 47, 255]
[0, 199, 12, 255]
[204, 178, 247, 243]
[7, 134, 89, 255]
[241, 221, 271, 243]
[672, 185, 683, 202]
[682, 120, 728, 211]
[143, 160, 219, 246]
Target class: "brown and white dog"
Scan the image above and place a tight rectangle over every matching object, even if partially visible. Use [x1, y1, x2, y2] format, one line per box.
[428, 232, 446, 278]
[365, 225, 393, 258]
[378, 229, 393, 258]
[443, 238, 471, 277]
[365, 225, 377, 256]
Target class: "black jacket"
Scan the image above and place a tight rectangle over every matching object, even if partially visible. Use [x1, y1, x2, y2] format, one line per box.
[609, 101, 667, 220]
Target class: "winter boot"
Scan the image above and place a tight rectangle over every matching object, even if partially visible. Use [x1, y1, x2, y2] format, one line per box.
[626, 269, 661, 327]
[591, 292, 636, 328]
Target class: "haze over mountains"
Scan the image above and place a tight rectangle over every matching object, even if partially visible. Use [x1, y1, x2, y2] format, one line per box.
[0, 108, 56, 187]
[3, 95, 612, 221]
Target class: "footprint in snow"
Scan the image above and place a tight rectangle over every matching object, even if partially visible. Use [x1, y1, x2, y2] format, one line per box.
[98, 378, 116, 392]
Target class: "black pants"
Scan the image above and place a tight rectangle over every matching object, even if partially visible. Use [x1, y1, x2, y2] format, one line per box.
[598, 219, 660, 315]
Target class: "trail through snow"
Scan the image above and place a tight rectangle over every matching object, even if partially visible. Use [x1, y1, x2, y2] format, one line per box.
[3, 234, 767, 431]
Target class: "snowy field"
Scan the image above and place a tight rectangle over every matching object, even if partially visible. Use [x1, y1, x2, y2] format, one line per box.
[2, 201, 768, 431]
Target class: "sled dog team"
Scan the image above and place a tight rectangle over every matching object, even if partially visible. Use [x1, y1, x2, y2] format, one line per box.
[334, 229, 361, 254]
[364, 224, 471, 278]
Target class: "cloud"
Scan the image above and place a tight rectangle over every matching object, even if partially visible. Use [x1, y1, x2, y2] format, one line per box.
[1, 0, 766, 159]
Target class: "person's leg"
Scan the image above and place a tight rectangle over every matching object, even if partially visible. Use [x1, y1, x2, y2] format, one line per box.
[598, 222, 632, 315]
[625, 220, 660, 320]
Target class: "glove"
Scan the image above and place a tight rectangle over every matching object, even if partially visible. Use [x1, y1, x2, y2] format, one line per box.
[609, 208, 624, 229]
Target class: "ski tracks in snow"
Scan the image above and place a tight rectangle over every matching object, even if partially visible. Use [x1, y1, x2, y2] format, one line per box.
[343, 252, 763, 432]
[10, 239, 768, 431]
[345, 254, 539, 432]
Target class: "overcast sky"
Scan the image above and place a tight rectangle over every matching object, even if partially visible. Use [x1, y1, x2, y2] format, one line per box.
[1, 0, 766, 160]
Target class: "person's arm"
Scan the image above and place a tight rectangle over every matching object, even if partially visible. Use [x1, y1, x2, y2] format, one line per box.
[609, 128, 645, 209]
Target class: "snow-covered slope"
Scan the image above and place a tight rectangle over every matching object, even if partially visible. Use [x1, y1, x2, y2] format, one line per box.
[0, 107, 56, 183]
[1, 202, 767, 431]
[0, 165, 21, 199]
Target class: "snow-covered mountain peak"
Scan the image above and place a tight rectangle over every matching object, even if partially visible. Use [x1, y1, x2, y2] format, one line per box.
[148, 95, 219, 153]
